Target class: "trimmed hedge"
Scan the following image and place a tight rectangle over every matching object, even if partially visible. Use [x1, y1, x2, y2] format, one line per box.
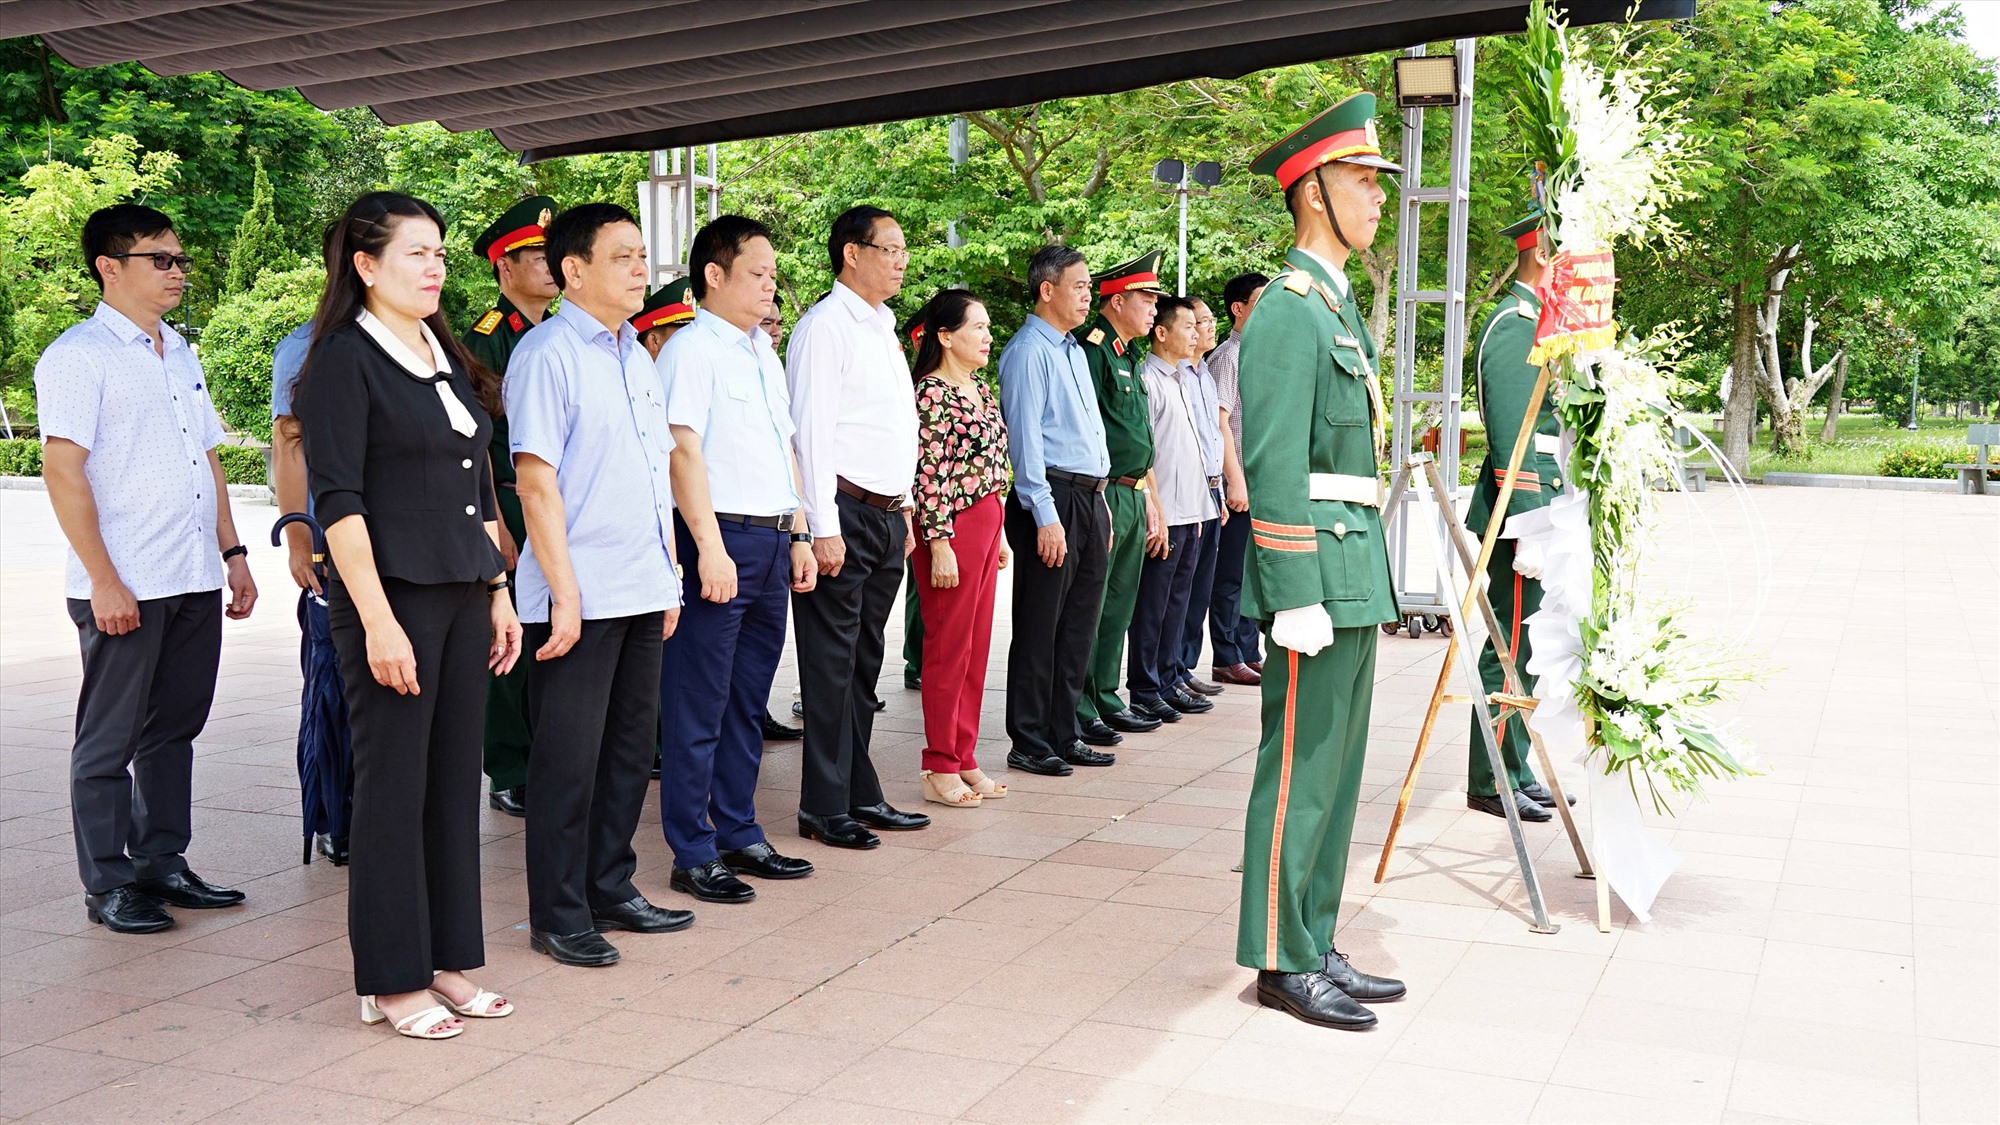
[0, 437, 265, 485]
[1877, 446, 1951, 479]
[0, 437, 41, 476]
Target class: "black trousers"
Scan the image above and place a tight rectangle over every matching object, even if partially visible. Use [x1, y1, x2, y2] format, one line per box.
[1129, 522, 1201, 703]
[66, 590, 221, 895]
[1208, 506, 1262, 667]
[524, 611, 662, 935]
[1003, 480, 1111, 757]
[793, 492, 904, 816]
[327, 578, 489, 996]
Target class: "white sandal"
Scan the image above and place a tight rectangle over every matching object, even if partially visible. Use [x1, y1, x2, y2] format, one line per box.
[433, 971, 513, 1018]
[361, 996, 463, 1040]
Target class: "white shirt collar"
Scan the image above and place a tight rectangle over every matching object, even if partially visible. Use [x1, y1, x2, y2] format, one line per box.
[831, 280, 893, 328]
[93, 302, 184, 352]
[356, 308, 450, 380]
[1296, 249, 1353, 296]
[694, 307, 768, 355]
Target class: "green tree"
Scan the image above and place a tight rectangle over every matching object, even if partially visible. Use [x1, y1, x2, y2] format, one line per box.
[200, 263, 324, 441]
[223, 156, 293, 295]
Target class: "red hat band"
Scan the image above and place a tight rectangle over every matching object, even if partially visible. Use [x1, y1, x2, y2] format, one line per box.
[1099, 271, 1159, 296]
[632, 304, 693, 334]
[1273, 127, 1375, 191]
[485, 224, 546, 264]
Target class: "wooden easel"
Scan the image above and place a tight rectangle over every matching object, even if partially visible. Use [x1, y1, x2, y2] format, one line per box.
[1373, 371, 1603, 933]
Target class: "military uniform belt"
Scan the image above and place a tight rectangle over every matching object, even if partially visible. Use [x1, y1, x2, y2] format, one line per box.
[1047, 468, 1110, 493]
[836, 477, 906, 510]
[1307, 472, 1382, 506]
[1534, 434, 1561, 456]
[716, 511, 796, 532]
[1113, 475, 1146, 490]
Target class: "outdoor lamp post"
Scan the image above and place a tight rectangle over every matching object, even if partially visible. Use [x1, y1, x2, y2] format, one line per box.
[1154, 158, 1220, 296]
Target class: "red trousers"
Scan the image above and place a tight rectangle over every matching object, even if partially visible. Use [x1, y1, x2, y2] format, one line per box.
[913, 493, 1003, 773]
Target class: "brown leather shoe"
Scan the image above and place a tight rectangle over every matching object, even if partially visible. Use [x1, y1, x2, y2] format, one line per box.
[1213, 662, 1262, 686]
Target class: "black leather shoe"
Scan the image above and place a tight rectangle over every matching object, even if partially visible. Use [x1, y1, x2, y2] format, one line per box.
[720, 841, 815, 880]
[760, 713, 805, 741]
[849, 802, 930, 831]
[1319, 949, 1407, 1002]
[1181, 676, 1225, 697]
[85, 886, 174, 934]
[872, 698, 888, 712]
[1256, 970, 1377, 1030]
[651, 753, 662, 780]
[1163, 687, 1214, 714]
[669, 861, 756, 903]
[593, 895, 695, 932]
[488, 785, 528, 818]
[1104, 707, 1164, 733]
[1519, 781, 1577, 808]
[1467, 791, 1553, 822]
[315, 833, 349, 866]
[1078, 719, 1125, 747]
[1007, 748, 1073, 777]
[1058, 741, 1116, 768]
[791, 701, 805, 719]
[904, 674, 922, 691]
[797, 812, 881, 849]
[135, 870, 244, 909]
[532, 929, 620, 966]
[1131, 698, 1182, 724]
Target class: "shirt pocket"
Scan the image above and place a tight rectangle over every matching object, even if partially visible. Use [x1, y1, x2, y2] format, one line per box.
[1312, 501, 1379, 603]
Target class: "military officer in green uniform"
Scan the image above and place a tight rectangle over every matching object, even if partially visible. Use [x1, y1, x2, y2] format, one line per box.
[1068, 251, 1166, 758]
[1464, 208, 1575, 824]
[465, 195, 559, 818]
[1235, 93, 1408, 1030]
[632, 277, 696, 360]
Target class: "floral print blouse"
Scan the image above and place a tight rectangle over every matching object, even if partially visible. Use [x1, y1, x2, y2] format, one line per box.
[914, 373, 1010, 540]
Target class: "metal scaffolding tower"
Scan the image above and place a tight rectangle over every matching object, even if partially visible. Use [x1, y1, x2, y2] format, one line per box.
[1386, 39, 1477, 633]
[638, 145, 720, 286]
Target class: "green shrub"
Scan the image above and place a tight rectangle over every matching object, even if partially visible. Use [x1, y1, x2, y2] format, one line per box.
[199, 263, 323, 442]
[215, 444, 268, 485]
[0, 437, 41, 476]
[1877, 446, 1951, 479]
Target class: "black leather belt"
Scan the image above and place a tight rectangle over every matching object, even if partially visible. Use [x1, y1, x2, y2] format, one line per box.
[836, 477, 905, 510]
[1046, 468, 1109, 493]
[715, 512, 794, 532]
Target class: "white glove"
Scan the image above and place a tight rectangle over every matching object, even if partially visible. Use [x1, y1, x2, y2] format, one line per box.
[1270, 605, 1336, 657]
[1511, 534, 1546, 580]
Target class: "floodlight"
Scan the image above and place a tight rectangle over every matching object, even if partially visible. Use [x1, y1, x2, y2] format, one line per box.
[1394, 55, 1459, 108]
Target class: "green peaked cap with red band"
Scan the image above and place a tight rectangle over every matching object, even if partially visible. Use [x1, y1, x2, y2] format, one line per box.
[1500, 206, 1547, 250]
[1094, 249, 1167, 296]
[474, 195, 557, 265]
[1251, 92, 1402, 190]
[630, 277, 695, 334]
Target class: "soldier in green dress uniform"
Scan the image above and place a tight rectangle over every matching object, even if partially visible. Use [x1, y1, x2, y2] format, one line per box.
[1464, 208, 1575, 824]
[1235, 92, 1409, 1030]
[1067, 252, 1166, 760]
[632, 277, 696, 360]
[465, 195, 558, 818]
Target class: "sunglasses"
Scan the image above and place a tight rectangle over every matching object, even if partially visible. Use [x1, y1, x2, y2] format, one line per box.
[108, 251, 194, 272]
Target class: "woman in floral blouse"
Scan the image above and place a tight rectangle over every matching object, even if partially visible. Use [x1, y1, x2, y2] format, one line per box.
[909, 290, 1011, 808]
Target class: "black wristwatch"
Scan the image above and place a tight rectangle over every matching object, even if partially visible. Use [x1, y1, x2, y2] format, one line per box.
[221, 545, 247, 562]
[790, 532, 813, 545]
[488, 577, 512, 593]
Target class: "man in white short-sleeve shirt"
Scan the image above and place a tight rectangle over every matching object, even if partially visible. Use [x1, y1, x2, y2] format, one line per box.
[35, 204, 258, 935]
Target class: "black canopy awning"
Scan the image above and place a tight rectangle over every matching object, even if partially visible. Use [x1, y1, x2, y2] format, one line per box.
[3, 0, 1693, 162]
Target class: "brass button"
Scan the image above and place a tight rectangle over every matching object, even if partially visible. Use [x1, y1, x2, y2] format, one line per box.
[1333, 521, 1347, 536]
[1552, 478, 1562, 488]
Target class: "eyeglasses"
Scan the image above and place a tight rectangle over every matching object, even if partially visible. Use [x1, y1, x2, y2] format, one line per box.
[108, 251, 194, 272]
[857, 240, 910, 263]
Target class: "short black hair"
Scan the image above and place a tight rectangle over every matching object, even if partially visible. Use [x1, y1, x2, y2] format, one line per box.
[769, 289, 784, 311]
[82, 204, 175, 289]
[543, 202, 638, 292]
[1151, 294, 1194, 335]
[1222, 271, 1270, 313]
[828, 204, 894, 279]
[1027, 244, 1087, 304]
[690, 214, 773, 301]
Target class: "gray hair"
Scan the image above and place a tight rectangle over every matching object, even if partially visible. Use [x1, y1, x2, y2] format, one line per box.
[1026, 244, 1087, 303]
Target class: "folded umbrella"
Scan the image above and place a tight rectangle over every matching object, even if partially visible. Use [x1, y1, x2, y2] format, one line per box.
[272, 513, 352, 865]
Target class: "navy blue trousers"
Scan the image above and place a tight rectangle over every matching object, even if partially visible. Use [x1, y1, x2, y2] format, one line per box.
[1128, 522, 1200, 704]
[659, 517, 790, 870]
[1207, 503, 1262, 667]
[1175, 494, 1224, 683]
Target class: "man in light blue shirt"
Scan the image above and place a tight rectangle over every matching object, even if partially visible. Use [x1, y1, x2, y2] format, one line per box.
[504, 203, 690, 967]
[655, 216, 818, 904]
[996, 244, 1113, 776]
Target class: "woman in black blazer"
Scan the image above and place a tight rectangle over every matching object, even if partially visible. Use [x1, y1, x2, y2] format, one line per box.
[297, 192, 522, 1041]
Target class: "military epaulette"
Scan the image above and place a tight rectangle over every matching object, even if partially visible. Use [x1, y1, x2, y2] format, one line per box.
[1085, 327, 1105, 345]
[1515, 303, 1538, 320]
[472, 310, 503, 336]
[1281, 271, 1313, 296]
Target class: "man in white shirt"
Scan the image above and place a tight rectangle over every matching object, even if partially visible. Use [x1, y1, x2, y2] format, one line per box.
[657, 215, 819, 902]
[785, 205, 927, 849]
[36, 204, 259, 934]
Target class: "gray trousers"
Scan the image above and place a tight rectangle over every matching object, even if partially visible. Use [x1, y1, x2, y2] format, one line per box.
[66, 590, 221, 895]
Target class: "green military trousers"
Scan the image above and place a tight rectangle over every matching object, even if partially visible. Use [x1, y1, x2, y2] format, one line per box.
[1237, 624, 1377, 973]
[1077, 482, 1147, 723]
[1468, 537, 1541, 798]
[483, 485, 532, 792]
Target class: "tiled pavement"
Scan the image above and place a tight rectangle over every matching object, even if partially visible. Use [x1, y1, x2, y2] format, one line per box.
[1, 485, 1994, 1124]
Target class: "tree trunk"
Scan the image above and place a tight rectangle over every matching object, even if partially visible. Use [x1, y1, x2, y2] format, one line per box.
[1722, 280, 1759, 474]
[1819, 350, 1848, 442]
